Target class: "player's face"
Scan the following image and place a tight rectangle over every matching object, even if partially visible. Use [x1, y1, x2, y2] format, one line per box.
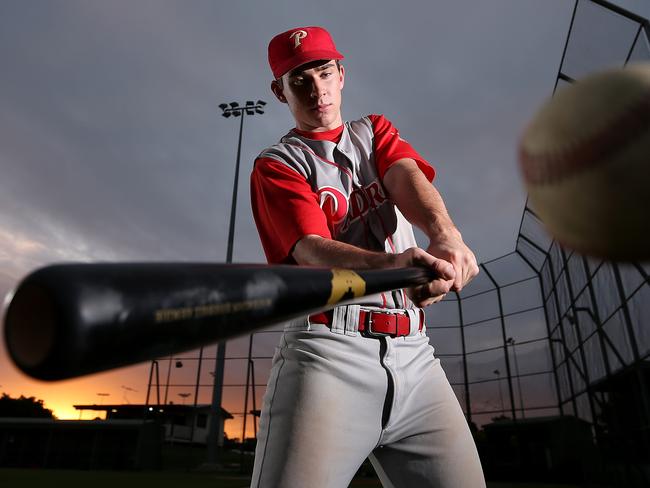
[272, 60, 345, 132]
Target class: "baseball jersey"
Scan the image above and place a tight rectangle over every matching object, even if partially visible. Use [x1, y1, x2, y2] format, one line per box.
[251, 114, 435, 310]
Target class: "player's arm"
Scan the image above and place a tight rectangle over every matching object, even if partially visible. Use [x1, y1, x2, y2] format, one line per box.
[252, 155, 455, 307]
[292, 235, 455, 308]
[382, 158, 479, 292]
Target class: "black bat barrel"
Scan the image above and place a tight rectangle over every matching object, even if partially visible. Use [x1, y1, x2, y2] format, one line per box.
[3, 263, 436, 381]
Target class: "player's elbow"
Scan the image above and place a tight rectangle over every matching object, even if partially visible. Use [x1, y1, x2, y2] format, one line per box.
[291, 235, 327, 266]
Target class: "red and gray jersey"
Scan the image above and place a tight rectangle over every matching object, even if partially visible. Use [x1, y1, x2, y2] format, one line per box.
[250, 114, 435, 310]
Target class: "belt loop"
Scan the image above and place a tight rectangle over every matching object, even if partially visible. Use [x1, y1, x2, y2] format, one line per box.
[406, 308, 420, 336]
[344, 305, 360, 336]
[330, 306, 347, 335]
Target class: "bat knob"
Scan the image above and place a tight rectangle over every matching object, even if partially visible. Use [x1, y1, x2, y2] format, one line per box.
[5, 283, 57, 371]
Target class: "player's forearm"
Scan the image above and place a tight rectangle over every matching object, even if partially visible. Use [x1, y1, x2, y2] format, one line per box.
[292, 235, 399, 269]
[383, 158, 460, 241]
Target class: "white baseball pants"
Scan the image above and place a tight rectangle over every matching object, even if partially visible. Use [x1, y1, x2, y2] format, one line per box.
[250, 319, 486, 488]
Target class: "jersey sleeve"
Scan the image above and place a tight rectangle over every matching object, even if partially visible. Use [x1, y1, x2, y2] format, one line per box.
[368, 114, 435, 182]
[250, 157, 332, 264]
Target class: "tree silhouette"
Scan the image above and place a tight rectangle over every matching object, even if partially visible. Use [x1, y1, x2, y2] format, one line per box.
[0, 393, 55, 418]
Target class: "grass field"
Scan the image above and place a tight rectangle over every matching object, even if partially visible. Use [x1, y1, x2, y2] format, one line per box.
[0, 469, 586, 488]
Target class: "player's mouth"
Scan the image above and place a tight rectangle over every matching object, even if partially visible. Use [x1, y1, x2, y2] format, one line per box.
[313, 103, 332, 113]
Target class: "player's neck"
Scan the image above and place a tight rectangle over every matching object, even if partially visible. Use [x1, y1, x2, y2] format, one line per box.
[294, 111, 344, 133]
[293, 124, 344, 142]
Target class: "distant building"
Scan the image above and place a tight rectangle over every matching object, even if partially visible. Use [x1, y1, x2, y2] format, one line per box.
[480, 415, 595, 483]
[0, 417, 161, 469]
[74, 403, 233, 446]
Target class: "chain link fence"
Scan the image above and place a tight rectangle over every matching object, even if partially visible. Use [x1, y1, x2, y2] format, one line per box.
[152, 1, 649, 484]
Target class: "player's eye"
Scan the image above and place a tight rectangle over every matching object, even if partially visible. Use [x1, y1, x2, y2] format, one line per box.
[291, 78, 304, 86]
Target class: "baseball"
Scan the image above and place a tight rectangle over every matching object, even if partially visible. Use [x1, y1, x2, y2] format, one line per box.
[518, 63, 650, 262]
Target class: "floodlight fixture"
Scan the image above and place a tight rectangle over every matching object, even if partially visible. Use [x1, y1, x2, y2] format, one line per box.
[255, 99, 267, 114]
[220, 99, 266, 117]
[219, 103, 231, 118]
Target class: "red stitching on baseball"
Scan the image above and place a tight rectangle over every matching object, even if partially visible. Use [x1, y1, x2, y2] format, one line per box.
[520, 92, 650, 185]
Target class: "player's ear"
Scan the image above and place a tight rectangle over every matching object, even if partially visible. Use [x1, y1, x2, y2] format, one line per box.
[339, 64, 345, 90]
[271, 80, 287, 103]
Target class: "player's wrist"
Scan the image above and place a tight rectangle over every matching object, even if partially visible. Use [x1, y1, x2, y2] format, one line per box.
[425, 221, 461, 244]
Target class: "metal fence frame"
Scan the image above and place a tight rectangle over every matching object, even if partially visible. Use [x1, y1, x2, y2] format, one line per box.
[147, 0, 650, 483]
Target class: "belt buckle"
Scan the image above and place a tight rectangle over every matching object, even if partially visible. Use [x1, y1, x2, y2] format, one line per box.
[365, 311, 398, 338]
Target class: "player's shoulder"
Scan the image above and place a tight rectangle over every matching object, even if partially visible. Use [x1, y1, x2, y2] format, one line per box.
[366, 114, 386, 123]
[347, 115, 380, 133]
[254, 131, 316, 178]
[366, 114, 396, 129]
[350, 114, 397, 137]
[349, 114, 388, 125]
[256, 130, 302, 159]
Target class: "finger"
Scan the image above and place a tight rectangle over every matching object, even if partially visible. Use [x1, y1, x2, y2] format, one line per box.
[463, 257, 479, 288]
[446, 261, 462, 292]
[408, 284, 430, 308]
[425, 289, 449, 306]
[411, 249, 455, 280]
[431, 258, 456, 282]
[426, 278, 453, 297]
[453, 254, 478, 292]
[408, 278, 451, 307]
[433, 292, 447, 303]
[454, 265, 464, 291]
[466, 262, 478, 286]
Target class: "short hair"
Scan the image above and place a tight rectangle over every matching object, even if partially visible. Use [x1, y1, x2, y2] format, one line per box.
[275, 59, 342, 87]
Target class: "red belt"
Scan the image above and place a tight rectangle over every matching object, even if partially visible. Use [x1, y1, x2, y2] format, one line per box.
[309, 310, 424, 337]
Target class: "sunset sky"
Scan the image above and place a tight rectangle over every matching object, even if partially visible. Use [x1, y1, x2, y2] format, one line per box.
[1, 0, 649, 441]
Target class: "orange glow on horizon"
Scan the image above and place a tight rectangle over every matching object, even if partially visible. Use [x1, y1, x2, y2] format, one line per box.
[2, 361, 260, 441]
[1, 334, 270, 442]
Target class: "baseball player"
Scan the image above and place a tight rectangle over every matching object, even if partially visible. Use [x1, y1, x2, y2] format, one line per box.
[249, 26, 485, 487]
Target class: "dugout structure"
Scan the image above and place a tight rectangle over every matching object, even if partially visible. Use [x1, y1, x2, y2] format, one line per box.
[148, 1, 649, 484]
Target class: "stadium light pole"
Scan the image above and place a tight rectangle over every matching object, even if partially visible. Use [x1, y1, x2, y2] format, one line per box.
[96, 392, 110, 405]
[493, 369, 505, 414]
[206, 100, 266, 466]
[506, 338, 526, 419]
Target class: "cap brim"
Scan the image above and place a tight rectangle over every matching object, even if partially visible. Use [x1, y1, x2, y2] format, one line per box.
[274, 51, 344, 79]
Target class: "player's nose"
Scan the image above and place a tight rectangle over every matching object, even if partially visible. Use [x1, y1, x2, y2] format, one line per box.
[310, 78, 328, 98]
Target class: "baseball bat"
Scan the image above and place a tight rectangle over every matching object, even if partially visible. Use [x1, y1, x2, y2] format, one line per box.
[3, 262, 438, 381]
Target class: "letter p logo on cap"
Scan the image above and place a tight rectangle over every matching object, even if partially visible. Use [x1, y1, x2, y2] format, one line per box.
[289, 30, 308, 48]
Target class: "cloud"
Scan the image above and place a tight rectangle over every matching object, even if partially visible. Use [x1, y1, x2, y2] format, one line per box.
[0, 0, 648, 434]
[0, 228, 44, 259]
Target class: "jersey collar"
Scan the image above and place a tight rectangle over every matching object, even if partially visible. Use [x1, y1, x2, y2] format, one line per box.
[292, 124, 344, 143]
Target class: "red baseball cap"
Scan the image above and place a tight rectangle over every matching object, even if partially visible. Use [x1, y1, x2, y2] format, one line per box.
[268, 26, 344, 79]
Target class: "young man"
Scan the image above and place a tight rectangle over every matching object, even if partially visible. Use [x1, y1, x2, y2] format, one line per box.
[249, 26, 486, 487]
